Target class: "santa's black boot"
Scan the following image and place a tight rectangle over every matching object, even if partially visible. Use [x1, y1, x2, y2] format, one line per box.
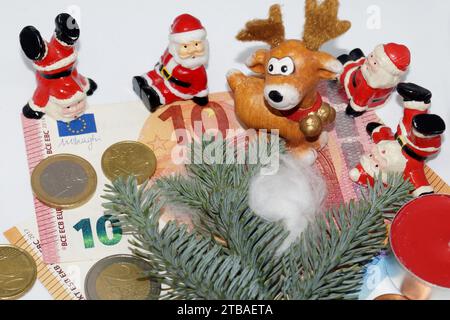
[193, 96, 209, 107]
[22, 103, 44, 120]
[349, 48, 365, 61]
[54, 13, 80, 45]
[397, 83, 432, 104]
[366, 122, 383, 135]
[345, 104, 366, 118]
[19, 26, 47, 61]
[413, 114, 446, 137]
[86, 79, 98, 96]
[142, 87, 163, 112]
[337, 54, 350, 65]
[132, 76, 162, 113]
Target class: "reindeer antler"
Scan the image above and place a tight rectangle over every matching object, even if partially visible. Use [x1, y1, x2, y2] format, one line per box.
[303, 0, 351, 51]
[236, 4, 285, 48]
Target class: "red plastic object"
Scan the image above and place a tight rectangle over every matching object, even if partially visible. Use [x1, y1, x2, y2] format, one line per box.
[391, 194, 450, 288]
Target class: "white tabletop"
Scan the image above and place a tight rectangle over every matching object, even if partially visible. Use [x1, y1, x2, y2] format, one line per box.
[0, 0, 449, 300]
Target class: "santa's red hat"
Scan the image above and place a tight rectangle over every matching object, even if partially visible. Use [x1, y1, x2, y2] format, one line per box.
[169, 14, 207, 44]
[373, 43, 411, 76]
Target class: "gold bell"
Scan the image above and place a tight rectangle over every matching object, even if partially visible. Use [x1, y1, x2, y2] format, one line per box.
[299, 114, 323, 138]
[317, 102, 336, 126]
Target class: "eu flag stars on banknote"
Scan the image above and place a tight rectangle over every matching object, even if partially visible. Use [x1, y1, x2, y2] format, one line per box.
[57, 114, 97, 137]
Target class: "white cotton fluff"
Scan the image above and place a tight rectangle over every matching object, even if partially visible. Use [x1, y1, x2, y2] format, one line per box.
[249, 153, 327, 253]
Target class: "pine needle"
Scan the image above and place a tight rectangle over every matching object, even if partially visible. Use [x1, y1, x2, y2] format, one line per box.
[102, 137, 413, 300]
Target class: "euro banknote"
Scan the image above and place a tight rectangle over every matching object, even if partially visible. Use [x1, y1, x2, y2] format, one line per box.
[19, 88, 449, 264]
[20, 102, 149, 263]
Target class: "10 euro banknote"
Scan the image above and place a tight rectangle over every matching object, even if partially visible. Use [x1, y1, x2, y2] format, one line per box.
[17, 87, 450, 264]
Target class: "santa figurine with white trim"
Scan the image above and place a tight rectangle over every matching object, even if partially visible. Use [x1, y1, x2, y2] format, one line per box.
[20, 13, 97, 122]
[337, 43, 411, 118]
[349, 82, 446, 197]
[133, 14, 209, 112]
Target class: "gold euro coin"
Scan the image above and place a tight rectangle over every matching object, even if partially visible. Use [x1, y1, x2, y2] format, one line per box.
[0, 245, 37, 300]
[101, 141, 157, 185]
[374, 294, 409, 300]
[31, 154, 97, 210]
[85, 254, 161, 300]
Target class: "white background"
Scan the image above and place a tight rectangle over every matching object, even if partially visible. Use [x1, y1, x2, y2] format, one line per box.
[0, 0, 449, 300]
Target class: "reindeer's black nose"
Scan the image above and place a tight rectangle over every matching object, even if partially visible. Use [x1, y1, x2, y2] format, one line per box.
[268, 90, 283, 103]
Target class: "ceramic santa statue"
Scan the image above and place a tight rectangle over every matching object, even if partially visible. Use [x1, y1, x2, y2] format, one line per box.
[133, 14, 209, 112]
[349, 82, 446, 197]
[338, 43, 411, 117]
[21, 13, 97, 122]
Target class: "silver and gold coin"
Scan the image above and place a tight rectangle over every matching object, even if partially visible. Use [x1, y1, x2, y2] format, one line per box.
[31, 154, 97, 209]
[374, 294, 409, 300]
[0, 245, 37, 300]
[101, 141, 157, 185]
[85, 254, 161, 300]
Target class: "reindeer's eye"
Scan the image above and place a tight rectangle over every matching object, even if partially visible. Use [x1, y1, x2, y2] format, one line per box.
[267, 58, 279, 75]
[279, 57, 295, 75]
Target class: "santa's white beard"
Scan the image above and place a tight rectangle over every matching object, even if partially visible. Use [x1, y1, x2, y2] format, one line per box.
[361, 63, 402, 89]
[168, 41, 209, 70]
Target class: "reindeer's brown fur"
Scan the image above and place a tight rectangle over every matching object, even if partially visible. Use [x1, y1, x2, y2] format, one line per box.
[236, 5, 285, 48]
[228, 1, 350, 148]
[303, 0, 351, 51]
[228, 70, 314, 148]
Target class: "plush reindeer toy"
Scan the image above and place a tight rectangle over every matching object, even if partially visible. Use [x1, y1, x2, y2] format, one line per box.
[20, 13, 97, 122]
[227, 1, 350, 149]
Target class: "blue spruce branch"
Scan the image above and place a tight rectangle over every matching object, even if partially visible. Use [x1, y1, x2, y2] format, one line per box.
[102, 138, 413, 300]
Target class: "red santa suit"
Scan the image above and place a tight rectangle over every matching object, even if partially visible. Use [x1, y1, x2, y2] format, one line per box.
[29, 35, 92, 122]
[340, 43, 410, 113]
[141, 14, 209, 106]
[143, 49, 208, 105]
[349, 98, 444, 197]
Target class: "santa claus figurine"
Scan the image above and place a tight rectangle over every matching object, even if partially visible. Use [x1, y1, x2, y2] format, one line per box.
[349, 82, 446, 197]
[338, 43, 411, 117]
[20, 13, 97, 122]
[133, 14, 209, 112]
